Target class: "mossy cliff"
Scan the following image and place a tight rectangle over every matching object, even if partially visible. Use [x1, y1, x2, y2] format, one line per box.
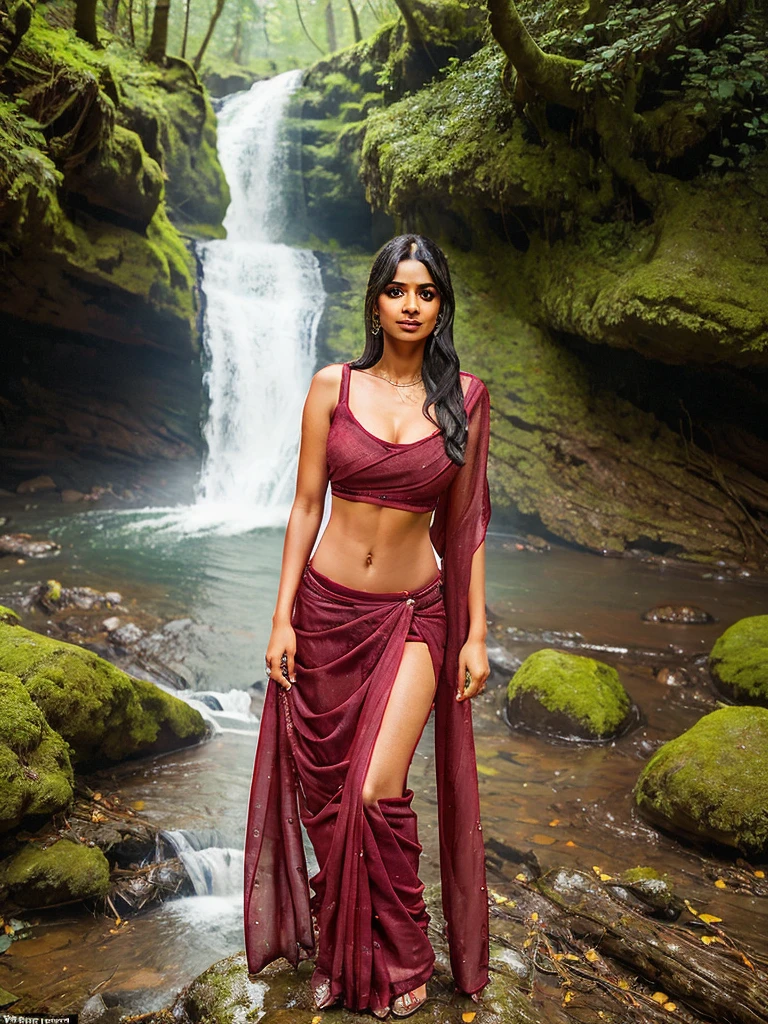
[0, 3, 229, 351]
[292, 0, 768, 568]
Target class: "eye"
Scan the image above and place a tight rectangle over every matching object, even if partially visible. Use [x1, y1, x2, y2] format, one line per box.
[385, 287, 402, 297]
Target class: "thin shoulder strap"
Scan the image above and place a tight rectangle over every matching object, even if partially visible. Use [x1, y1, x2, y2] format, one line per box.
[339, 362, 351, 404]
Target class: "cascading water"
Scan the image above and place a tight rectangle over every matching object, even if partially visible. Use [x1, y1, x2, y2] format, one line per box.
[136, 68, 325, 538]
[193, 69, 325, 532]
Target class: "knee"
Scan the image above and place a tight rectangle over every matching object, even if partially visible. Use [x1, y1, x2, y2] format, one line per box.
[361, 781, 380, 808]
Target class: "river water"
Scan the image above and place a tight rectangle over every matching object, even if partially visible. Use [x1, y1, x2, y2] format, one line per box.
[1, 69, 767, 1018]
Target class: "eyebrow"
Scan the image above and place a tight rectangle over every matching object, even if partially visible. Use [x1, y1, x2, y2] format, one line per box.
[388, 280, 438, 288]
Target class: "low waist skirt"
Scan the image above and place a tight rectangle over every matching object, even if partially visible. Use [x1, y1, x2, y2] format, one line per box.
[244, 562, 447, 1013]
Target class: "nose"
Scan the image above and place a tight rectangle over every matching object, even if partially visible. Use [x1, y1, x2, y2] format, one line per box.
[402, 292, 419, 314]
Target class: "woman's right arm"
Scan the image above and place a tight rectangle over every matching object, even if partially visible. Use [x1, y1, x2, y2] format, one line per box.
[265, 365, 340, 689]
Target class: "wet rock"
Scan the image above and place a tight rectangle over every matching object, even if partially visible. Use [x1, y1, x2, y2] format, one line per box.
[634, 705, 768, 855]
[642, 604, 714, 624]
[654, 666, 692, 686]
[608, 866, 684, 920]
[21, 581, 122, 614]
[0, 622, 207, 764]
[61, 489, 86, 503]
[506, 648, 633, 741]
[16, 475, 57, 494]
[140, 884, 536, 1024]
[0, 838, 110, 908]
[0, 671, 74, 831]
[109, 622, 146, 649]
[102, 616, 121, 633]
[0, 533, 61, 558]
[709, 614, 768, 706]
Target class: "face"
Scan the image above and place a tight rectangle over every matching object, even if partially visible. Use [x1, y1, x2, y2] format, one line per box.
[374, 259, 442, 344]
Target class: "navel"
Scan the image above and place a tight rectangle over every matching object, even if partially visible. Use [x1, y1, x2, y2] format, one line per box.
[365, 551, 374, 566]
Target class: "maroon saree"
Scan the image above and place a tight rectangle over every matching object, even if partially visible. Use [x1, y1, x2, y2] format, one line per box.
[244, 372, 492, 1012]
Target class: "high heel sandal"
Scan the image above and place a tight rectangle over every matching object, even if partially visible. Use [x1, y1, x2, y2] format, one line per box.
[371, 1007, 390, 1020]
[391, 989, 428, 1018]
[313, 978, 337, 1010]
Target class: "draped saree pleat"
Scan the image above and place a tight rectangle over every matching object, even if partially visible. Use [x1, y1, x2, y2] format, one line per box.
[244, 371, 492, 1012]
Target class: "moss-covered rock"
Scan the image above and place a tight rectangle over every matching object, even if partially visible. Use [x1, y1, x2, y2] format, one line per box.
[0, 839, 110, 907]
[0, 14, 228, 350]
[506, 648, 632, 740]
[0, 671, 74, 832]
[0, 623, 206, 764]
[709, 615, 768, 706]
[634, 705, 768, 855]
[0, 606, 21, 626]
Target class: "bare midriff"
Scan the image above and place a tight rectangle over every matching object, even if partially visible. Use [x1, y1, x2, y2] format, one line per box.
[309, 494, 440, 593]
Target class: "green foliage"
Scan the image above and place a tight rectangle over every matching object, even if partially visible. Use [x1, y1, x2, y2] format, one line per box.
[669, 30, 768, 167]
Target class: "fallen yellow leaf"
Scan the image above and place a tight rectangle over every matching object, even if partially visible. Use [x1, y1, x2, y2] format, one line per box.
[476, 764, 499, 777]
[592, 865, 602, 875]
[754, 870, 765, 879]
[93, 792, 102, 801]
[684, 899, 699, 916]
[585, 949, 599, 962]
[563, 953, 579, 961]
[714, 879, 727, 889]
[312, 1017, 322, 1024]
[530, 833, 557, 845]
[531, 912, 539, 922]
[565, 840, 576, 847]
[563, 991, 574, 1004]
[462, 1014, 477, 1023]
[699, 913, 723, 925]
[132, 800, 145, 811]
[599, 873, 612, 882]
[651, 992, 669, 1003]
[515, 872, 527, 882]
[664, 1003, 677, 1012]
[618, 979, 630, 990]
[549, 818, 560, 827]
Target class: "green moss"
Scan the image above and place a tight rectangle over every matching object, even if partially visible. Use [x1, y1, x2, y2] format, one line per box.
[634, 705, 768, 855]
[709, 615, 768, 706]
[0, 671, 74, 832]
[0, 607, 20, 626]
[507, 648, 631, 738]
[0, 624, 206, 764]
[0, 839, 110, 907]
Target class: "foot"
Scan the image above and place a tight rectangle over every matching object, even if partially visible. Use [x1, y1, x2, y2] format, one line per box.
[391, 984, 428, 1018]
[371, 1007, 390, 1020]
[313, 978, 337, 1010]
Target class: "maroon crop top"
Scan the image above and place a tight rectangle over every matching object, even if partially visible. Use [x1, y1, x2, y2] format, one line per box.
[326, 361, 483, 513]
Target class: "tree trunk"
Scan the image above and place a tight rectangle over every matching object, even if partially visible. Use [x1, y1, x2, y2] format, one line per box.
[346, 0, 361, 42]
[325, 0, 337, 51]
[74, 0, 100, 46]
[127, 0, 135, 45]
[193, 0, 227, 69]
[146, 0, 171, 62]
[180, 0, 191, 58]
[293, 0, 324, 54]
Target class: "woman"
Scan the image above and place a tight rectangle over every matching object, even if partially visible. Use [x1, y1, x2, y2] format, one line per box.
[244, 233, 492, 1019]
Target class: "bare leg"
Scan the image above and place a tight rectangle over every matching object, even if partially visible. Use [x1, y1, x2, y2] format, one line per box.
[362, 641, 436, 806]
[362, 640, 436, 1008]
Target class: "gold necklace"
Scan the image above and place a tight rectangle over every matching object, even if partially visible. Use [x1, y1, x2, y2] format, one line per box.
[359, 368, 423, 388]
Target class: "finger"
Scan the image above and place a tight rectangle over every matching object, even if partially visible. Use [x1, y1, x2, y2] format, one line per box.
[457, 659, 469, 699]
[287, 650, 296, 683]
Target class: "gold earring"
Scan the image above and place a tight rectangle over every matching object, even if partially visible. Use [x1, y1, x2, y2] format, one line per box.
[371, 310, 381, 335]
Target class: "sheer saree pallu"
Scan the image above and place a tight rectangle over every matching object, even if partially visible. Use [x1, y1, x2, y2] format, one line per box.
[244, 376, 493, 1012]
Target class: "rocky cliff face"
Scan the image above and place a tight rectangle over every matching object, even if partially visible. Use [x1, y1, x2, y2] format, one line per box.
[0, 2, 230, 488]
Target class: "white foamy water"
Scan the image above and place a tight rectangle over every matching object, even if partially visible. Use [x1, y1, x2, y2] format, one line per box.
[123, 68, 324, 538]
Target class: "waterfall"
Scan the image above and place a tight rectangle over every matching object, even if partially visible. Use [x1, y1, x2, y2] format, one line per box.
[159, 828, 244, 898]
[189, 69, 325, 533]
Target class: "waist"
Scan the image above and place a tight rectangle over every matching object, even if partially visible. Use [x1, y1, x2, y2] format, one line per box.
[330, 483, 437, 514]
[303, 561, 442, 607]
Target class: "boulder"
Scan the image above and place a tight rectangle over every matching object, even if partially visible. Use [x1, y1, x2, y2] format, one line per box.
[0, 671, 74, 832]
[506, 648, 633, 740]
[0, 839, 110, 908]
[709, 615, 768, 706]
[634, 705, 768, 855]
[0, 623, 207, 764]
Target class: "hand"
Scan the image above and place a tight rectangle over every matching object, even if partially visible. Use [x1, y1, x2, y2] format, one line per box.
[456, 637, 489, 702]
[265, 622, 297, 690]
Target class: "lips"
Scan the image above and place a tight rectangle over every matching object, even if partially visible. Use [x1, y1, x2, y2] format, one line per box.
[397, 320, 421, 326]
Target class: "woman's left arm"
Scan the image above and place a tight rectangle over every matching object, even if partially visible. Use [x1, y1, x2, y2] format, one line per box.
[456, 540, 490, 701]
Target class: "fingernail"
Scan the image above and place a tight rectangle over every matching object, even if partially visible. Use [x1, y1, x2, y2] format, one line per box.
[289, 675, 296, 683]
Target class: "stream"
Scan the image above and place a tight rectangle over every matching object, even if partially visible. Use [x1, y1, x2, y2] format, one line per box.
[1, 67, 767, 1019]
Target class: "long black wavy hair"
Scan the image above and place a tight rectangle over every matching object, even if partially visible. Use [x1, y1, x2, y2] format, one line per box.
[349, 234, 468, 465]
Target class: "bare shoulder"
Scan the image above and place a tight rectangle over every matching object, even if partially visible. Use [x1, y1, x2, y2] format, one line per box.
[306, 362, 344, 411]
[459, 370, 488, 399]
